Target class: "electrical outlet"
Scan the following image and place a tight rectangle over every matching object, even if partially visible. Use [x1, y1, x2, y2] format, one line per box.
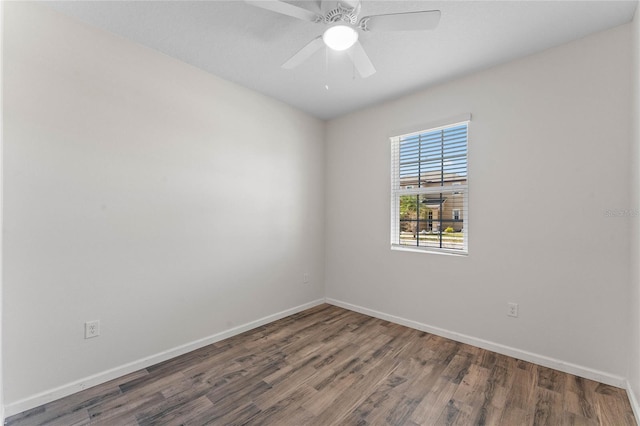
[85, 320, 100, 339]
[507, 302, 519, 318]
[303, 273, 310, 284]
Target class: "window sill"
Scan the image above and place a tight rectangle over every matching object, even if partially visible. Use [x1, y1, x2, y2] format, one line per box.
[391, 245, 468, 257]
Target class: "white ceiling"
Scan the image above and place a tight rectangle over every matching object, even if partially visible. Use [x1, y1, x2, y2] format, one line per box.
[44, 0, 637, 120]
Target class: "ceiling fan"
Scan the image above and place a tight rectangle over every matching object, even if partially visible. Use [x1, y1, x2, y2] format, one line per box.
[245, 0, 441, 78]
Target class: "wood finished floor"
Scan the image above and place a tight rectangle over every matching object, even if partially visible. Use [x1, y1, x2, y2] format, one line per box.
[6, 304, 636, 426]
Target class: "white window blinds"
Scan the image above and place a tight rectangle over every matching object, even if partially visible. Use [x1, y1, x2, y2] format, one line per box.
[391, 119, 469, 254]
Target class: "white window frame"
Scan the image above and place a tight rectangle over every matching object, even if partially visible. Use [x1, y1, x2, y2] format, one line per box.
[390, 116, 470, 255]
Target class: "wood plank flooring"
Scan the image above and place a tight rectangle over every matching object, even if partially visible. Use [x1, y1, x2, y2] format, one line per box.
[6, 304, 636, 425]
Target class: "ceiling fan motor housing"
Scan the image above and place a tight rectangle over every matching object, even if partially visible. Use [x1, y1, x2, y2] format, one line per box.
[324, 3, 360, 25]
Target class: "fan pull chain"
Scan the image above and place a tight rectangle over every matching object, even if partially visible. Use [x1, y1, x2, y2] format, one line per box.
[325, 48, 329, 90]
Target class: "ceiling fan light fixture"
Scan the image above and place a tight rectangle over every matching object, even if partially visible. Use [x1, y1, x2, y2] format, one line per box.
[322, 25, 358, 51]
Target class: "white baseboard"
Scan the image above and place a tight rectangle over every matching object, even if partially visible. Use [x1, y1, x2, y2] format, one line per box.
[326, 298, 627, 389]
[626, 379, 640, 423]
[4, 298, 325, 418]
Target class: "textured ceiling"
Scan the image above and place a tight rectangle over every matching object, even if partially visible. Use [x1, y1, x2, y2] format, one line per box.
[45, 0, 638, 120]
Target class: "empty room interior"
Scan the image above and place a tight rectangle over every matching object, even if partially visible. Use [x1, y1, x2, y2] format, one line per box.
[4, 0, 640, 424]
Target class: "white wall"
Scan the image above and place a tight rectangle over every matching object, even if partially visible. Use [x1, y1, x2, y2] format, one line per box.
[3, 2, 325, 408]
[0, 0, 5, 421]
[325, 24, 632, 383]
[628, 3, 640, 417]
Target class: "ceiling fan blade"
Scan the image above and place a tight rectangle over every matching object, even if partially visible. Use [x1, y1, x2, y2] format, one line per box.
[245, 1, 322, 23]
[359, 10, 441, 32]
[282, 36, 325, 69]
[347, 40, 376, 78]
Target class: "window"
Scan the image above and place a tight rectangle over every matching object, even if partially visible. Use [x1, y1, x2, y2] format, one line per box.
[391, 119, 469, 254]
